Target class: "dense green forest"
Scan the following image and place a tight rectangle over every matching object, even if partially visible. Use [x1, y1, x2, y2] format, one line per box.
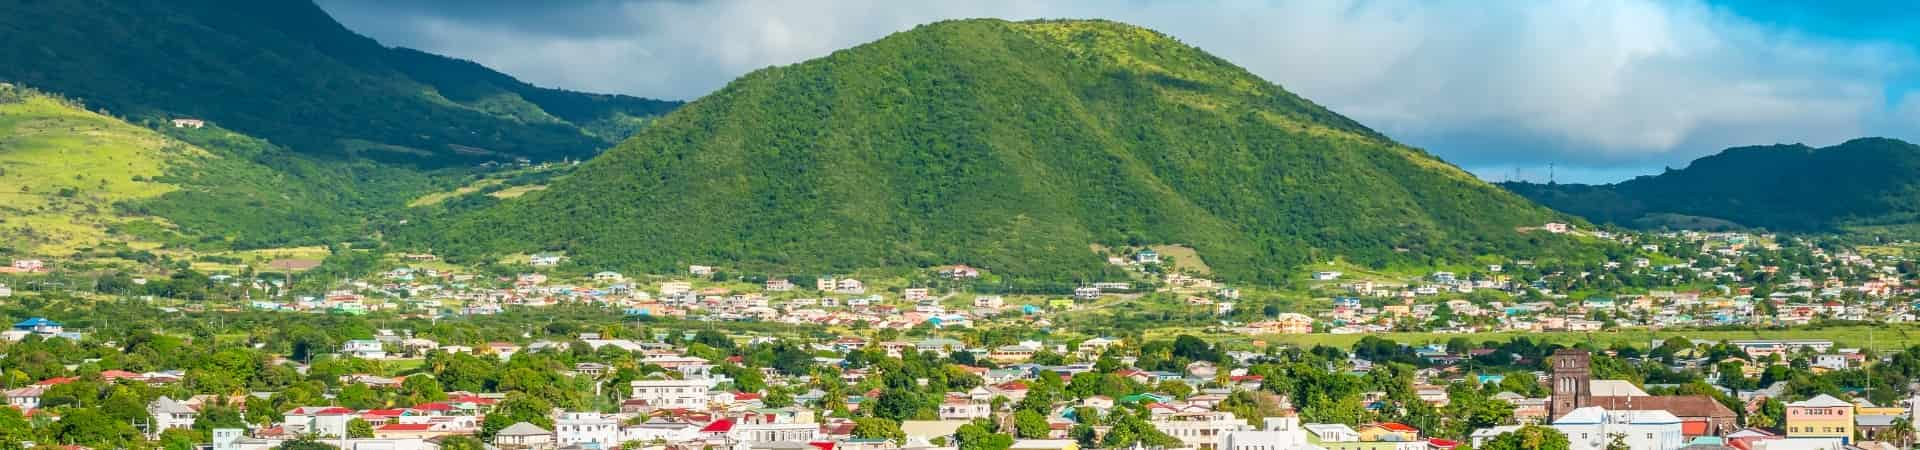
[0, 0, 679, 165]
[1503, 137, 1920, 233]
[406, 19, 1576, 284]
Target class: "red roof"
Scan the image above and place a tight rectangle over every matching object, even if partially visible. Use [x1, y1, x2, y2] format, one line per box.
[449, 395, 497, 405]
[1428, 438, 1459, 449]
[700, 419, 735, 433]
[411, 402, 453, 411]
[99, 370, 143, 380]
[733, 393, 763, 401]
[291, 407, 353, 416]
[363, 409, 407, 418]
[34, 377, 76, 387]
[819, 422, 855, 436]
[808, 442, 835, 450]
[378, 423, 435, 432]
[1377, 422, 1418, 432]
[1228, 375, 1264, 382]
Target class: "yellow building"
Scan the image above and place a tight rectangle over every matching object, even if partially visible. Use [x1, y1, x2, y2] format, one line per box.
[1354, 423, 1421, 442]
[1785, 394, 1854, 443]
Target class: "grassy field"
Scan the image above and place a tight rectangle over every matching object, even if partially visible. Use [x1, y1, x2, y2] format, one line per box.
[1149, 245, 1211, 275]
[408, 178, 504, 207]
[0, 89, 199, 254]
[190, 246, 333, 273]
[488, 184, 547, 199]
[1241, 325, 1920, 353]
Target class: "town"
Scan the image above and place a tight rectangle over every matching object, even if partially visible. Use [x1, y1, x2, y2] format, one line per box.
[3, 223, 1920, 450]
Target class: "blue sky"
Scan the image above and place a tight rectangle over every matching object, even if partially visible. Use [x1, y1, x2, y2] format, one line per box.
[317, 0, 1920, 184]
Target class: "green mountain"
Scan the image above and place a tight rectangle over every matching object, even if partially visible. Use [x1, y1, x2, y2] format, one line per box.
[408, 19, 1571, 283]
[0, 83, 446, 256]
[0, 0, 679, 165]
[1502, 137, 1920, 232]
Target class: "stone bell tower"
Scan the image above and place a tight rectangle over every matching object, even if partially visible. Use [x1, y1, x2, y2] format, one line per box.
[1549, 349, 1591, 420]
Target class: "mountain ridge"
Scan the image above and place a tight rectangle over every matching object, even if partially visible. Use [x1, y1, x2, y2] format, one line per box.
[0, 0, 679, 165]
[405, 19, 1575, 283]
[1502, 137, 1920, 232]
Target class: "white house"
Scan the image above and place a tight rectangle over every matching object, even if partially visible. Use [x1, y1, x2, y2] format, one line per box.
[283, 406, 354, 437]
[621, 418, 701, 444]
[494, 422, 553, 450]
[4, 386, 42, 409]
[1551, 407, 1685, 450]
[731, 421, 818, 444]
[1152, 411, 1249, 450]
[939, 398, 992, 420]
[1219, 416, 1312, 450]
[529, 254, 565, 267]
[342, 340, 387, 359]
[835, 279, 866, 294]
[555, 412, 620, 449]
[630, 379, 713, 410]
[148, 397, 198, 436]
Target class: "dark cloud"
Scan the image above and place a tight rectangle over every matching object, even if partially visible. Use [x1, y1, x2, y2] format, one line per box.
[315, 0, 1920, 183]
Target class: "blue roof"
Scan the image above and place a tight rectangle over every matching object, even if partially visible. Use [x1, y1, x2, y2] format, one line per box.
[14, 317, 58, 328]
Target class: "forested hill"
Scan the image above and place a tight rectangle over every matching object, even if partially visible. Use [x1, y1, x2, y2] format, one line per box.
[405, 19, 1573, 284]
[1502, 137, 1920, 232]
[0, 0, 680, 165]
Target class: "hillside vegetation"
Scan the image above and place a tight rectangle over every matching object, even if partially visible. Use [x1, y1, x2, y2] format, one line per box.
[408, 19, 1575, 284]
[1504, 138, 1920, 233]
[0, 85, 195, 254]
[0, 0, 679, 165]
[0, 84, 456, 257]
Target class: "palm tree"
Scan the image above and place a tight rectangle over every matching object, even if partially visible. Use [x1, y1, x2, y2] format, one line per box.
[1890, 416, 1915, 449]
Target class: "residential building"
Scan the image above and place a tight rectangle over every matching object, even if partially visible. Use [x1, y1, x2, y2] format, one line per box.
[1152, 411, 1249, 450]
[1550, 407, 1685, 450]
[283, 406, 354, 437]
[1785, 395, 1853, 443]
[939, 398, 992, 420]
[342, 340, 387, 359]
[555, 412, 620, 449]
[148, 396, 198, 436]
[5, 386, 42, 410]
[630, 379, 712, 409]
[1219, 415, 1312, 450]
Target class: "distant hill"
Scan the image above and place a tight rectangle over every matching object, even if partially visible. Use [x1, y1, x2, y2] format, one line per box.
[0, 83, 451, 256]
[408, 19, 1571, 283]
[0, 0, 679, 165]
[0, 84, 196, 255]
[1502, 137, 1920, 232]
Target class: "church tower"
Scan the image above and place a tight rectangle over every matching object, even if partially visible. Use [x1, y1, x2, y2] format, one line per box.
[1549, 349, 1591, 420]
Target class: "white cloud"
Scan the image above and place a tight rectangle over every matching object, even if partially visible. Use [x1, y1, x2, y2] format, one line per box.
[321, 0, 1918, 182]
